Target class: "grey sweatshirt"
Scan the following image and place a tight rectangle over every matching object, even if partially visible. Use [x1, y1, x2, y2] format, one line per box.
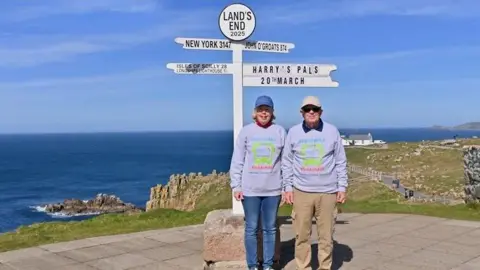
[282, 120, 348, 193]
[229, 123, 286, 196]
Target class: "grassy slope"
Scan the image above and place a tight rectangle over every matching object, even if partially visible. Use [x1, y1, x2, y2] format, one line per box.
[1, 172, 480, 252]
[345, 138, 480, 198]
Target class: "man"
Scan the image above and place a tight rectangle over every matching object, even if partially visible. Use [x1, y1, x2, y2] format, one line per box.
[282, 96, 348, 270]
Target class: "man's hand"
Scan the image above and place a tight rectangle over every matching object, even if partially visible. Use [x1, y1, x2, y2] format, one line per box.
[234, 191, 244, 201]
[336, 191, 346, 204]
[282, 191, 294, 204]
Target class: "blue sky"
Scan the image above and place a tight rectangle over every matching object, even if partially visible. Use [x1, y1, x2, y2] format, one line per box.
[1, 0, 479, 133]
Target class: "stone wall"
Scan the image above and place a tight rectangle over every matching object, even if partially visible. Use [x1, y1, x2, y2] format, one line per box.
[146, 170, 230, 211]
[464, 146, 480, 203]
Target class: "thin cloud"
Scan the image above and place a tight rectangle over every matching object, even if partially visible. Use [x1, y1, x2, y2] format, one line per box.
[351, 76, 480, 91]
[262, 0, 480, 24]
[0, 67, 166, 90]
[337, 45, 480, 67]
[3, 0, 159, 22]
[1, 0, 478, 68]
[2, 62, 478, 92]
[255, 45, 480, 67]
[0, 13, 210, 68]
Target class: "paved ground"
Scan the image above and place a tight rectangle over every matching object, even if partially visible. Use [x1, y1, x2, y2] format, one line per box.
[1, 213, 480, 269]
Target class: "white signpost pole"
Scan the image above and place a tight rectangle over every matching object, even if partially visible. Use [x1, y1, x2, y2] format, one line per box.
[230, 42, 244, 215]
[219, 3, 256, 216]
[167, 3, 338, 217]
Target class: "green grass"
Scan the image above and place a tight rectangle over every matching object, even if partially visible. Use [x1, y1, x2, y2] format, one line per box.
[0, 208, 209, 252]
[1, 199, 480, 252]
[345, 141, 467, 197]
[1, 173, 480, 252]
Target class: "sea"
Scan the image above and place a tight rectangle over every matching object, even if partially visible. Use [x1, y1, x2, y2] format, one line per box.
[1, 128, 480, 233]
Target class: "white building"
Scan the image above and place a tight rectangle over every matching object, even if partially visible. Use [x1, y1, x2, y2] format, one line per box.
[341, 133, 385, 146]
[349, 133, 374, 146]
[341, 135, 350, 146]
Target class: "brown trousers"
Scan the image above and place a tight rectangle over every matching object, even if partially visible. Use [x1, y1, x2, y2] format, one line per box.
[292, 188, 337, 270]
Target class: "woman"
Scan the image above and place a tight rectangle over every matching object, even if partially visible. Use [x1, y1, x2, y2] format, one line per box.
[229, 95, 286, 270]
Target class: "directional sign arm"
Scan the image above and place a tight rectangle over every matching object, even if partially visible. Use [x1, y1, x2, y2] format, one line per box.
[173, 37, 295, 53]
[243, 63, 336, 76]
[241, 40, 295, 53]
[242, 63, 338, 87]
[166, 63, 234, 74]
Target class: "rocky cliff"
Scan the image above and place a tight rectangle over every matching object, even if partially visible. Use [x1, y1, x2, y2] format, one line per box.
[44, 193, 142, 216]
[146, 170, 231, 211]
[464, 145, 480, 203]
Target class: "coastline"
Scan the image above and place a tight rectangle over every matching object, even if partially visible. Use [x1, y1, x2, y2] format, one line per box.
[1, 132, 480, 233]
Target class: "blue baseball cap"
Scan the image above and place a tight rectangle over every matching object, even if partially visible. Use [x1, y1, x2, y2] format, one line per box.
[255, 95, 274, 109]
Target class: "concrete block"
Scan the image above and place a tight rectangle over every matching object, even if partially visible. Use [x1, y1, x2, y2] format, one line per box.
[203, 209, 281, 264]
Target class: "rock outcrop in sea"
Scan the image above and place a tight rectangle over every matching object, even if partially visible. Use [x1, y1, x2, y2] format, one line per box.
[43, 193, 143, 216]
[146, 170, 230, 211]
[464, 145, 480, 204]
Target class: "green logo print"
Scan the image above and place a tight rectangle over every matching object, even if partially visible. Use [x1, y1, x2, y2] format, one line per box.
[300, 143, 324, 167]
[252, 142, 275, 166]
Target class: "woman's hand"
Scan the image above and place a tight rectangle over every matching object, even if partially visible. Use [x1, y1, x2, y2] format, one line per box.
[234, 191, 244, 201]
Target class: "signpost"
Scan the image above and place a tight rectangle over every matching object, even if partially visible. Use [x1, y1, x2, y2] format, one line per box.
[166, 3, 338, 216]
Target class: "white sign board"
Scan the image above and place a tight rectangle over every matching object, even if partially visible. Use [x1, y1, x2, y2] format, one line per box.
[243, 63, 338, 87]
[175, 38, 233, 51]
[174, 38, 294, 53]
[166, 63, 233, 74]
[243, 63, 337, 76]
[219, 4, 256, 41]
[243, 76, 339, 87]
[243, 41, 294, 53]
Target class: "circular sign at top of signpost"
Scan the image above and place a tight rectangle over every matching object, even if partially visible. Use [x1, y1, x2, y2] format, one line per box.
[218, 3, 256, 42]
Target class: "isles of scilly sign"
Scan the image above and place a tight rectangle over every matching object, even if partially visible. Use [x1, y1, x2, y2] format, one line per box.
[166, 3, 338, 216]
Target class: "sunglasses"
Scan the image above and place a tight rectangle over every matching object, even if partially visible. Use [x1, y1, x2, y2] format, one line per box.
[302, 106, 321, 113]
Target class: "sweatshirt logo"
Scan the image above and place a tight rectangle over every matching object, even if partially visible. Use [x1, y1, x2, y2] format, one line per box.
[250, 137, 277, 173]
[252, 142, 275, 170]
[299, 140, 325, 173]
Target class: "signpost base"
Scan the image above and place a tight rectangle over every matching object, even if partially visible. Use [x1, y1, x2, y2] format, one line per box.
[232, 195, 244, 216]
[203, 209, 281, 268]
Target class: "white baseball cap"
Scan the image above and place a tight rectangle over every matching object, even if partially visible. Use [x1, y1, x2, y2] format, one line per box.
[301, 96, 321, 108]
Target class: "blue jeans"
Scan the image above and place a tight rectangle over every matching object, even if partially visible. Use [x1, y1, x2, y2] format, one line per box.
[242, 195, 281, 268]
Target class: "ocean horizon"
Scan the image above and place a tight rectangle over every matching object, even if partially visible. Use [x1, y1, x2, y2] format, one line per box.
[0, 126, 476, 135]
[1, 128, 479, 233]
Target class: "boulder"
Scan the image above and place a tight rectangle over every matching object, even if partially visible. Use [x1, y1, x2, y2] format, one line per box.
[464, 145, 480, 203]
[203, 209, 281, 269]
[43, 193, 143, 216]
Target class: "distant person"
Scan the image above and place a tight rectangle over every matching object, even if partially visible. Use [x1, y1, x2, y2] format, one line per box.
[229, 95, 287, 270]
[282, 96, 348, 270]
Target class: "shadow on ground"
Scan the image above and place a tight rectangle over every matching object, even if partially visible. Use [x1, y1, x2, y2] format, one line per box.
[278, 216, 350, 226]
[277, 216, 353, 270]
[278, 240, 353, 270]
